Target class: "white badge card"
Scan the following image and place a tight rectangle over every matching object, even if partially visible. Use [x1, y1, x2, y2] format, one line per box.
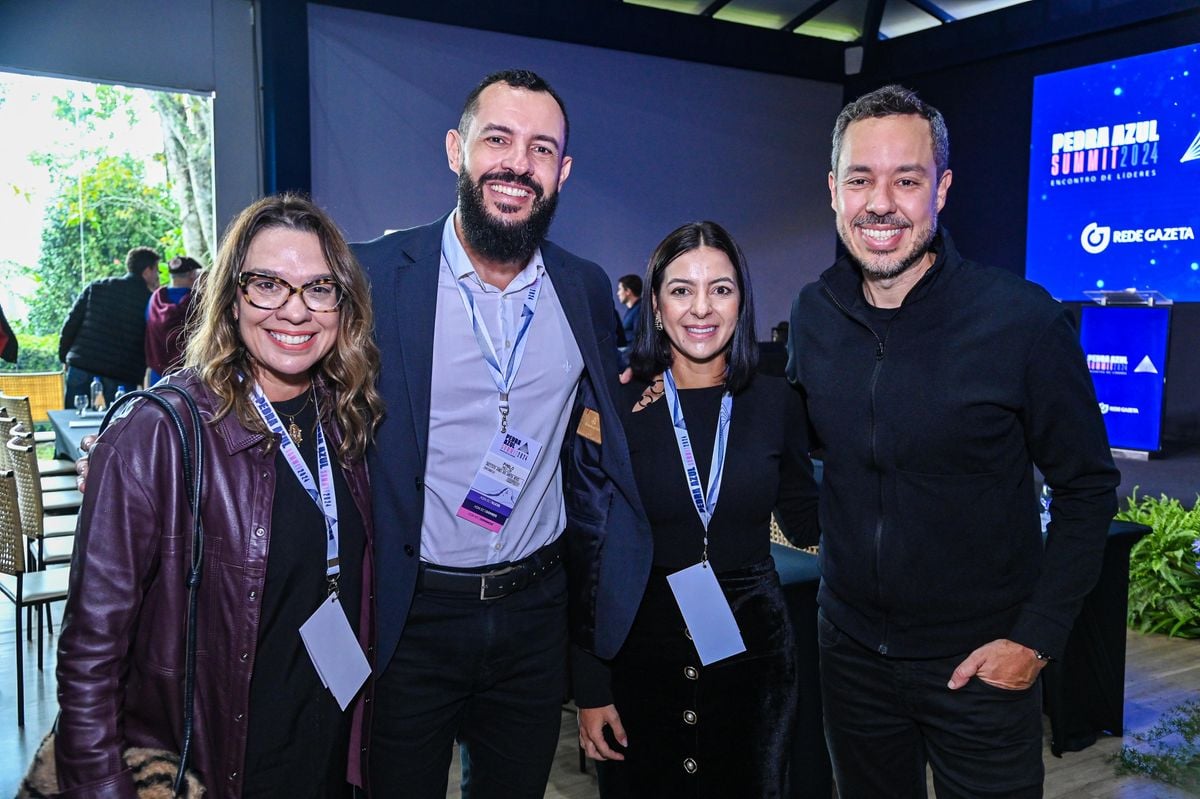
[666, 562, 746, 666]
[457, 427, 542, 532]
[299, 595, 371, 711]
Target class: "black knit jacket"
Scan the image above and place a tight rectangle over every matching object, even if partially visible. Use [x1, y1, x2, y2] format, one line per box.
[787, 229, 1119, 660]
[59, 272, 153, 384]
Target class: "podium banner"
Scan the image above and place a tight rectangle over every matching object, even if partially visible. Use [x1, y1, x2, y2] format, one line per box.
[1079, 306, 1170, 452]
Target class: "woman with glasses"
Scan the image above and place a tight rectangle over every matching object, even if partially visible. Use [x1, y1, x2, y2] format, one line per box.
[54, 194, 385, 798]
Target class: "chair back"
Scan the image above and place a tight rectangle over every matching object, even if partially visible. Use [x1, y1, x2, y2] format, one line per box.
[0, 413, 14, 470]
[6, 438, 45, 541]
[0, 369, 66, 424]
[0, 394, 37, 434]
[0, 471, 27, 576]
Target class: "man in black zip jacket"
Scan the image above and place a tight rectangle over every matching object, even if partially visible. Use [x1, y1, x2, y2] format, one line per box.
[787, 85, 1119, 797]
[59, 246, 160, 406]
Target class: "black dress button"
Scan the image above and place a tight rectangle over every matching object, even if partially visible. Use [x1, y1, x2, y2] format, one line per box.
[404, 544, 415, 557]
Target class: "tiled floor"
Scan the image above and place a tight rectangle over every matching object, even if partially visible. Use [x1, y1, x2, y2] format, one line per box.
[0, 605, 62, 797]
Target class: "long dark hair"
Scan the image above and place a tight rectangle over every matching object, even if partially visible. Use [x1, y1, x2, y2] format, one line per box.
[629, 221, 758, 394]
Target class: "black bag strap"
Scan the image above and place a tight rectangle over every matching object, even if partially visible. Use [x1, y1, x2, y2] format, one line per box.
[100, 384, 205, 797]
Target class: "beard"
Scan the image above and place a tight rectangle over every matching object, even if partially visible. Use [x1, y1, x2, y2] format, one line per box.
[457, 169, 560, 265]
[838, 212, 937, 281]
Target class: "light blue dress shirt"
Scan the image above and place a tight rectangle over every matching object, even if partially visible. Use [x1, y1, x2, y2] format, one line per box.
[420, 213, 583, 567]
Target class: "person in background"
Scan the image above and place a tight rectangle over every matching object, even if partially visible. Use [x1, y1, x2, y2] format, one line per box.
[757, 320, 790, 377]
[59, 246, 160, 406]
[0, 302, 17, 363]
[577, 221, 818, 798]
[787, 84, 1119, 798]
[146, 255, 203, 383]
[54, 194, 383, 798]
[615, 273, 643, 374]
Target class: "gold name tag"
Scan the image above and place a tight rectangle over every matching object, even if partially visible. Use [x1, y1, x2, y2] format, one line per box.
[576, 407, 602, 445]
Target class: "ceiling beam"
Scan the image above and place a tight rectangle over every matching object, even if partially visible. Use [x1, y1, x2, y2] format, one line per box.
[904, 0, 955, 25]
[700, 0, 733, 17]
[861, 0, 885, 43]
[314, 0, 848, 82]
[854, 0, 886, 75]
[857, 0, 1199, 83]
[783, 0, 838, 33]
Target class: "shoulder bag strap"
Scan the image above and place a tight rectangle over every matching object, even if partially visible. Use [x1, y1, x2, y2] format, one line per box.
[100, 384, 204, 796]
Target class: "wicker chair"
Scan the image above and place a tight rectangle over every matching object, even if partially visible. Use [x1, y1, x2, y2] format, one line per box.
[6, 437, 80, 549]
[769, 513, 820, 556]
[0, 393, 55, 446]
[0, 384, 90, 476]
[0, 412, 12, 471]
[0, 371, 65, 445]
[0, 470, 71, 727]
[7, 424, 78, 493]
[3, 425, 74, 568]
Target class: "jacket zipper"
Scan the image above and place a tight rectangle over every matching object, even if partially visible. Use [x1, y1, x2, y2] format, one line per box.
[821, 282, 892, 653]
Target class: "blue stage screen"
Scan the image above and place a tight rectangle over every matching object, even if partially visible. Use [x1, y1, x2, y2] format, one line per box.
[1079, 306, 1170, 452]
[1026, 43, 1200, 301]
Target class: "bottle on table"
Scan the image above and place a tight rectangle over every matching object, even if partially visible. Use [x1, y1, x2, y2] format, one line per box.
[89, 377, 106, 412]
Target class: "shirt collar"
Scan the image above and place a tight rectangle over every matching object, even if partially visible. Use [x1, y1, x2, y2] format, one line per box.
[441, 210, 544, 293]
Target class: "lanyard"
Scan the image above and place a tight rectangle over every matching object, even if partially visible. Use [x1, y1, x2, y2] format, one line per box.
[250, 385, 341, 591]
[661, 369, 733, 562]
[453, 273, 542, 432]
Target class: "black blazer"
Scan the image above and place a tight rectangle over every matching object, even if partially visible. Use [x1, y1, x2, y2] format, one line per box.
[353, 216, 651, 669]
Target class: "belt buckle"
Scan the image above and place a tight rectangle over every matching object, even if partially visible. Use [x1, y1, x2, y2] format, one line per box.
[481, 564, 518, 600]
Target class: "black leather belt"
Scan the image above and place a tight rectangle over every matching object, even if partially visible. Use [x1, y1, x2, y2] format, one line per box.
[417, 536, 565, 600]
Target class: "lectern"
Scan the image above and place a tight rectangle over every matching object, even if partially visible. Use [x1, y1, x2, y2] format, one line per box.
[1079, 291, 1171, 457]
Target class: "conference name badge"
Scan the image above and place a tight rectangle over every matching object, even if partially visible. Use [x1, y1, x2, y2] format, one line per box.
[298, 595, 370, 711]
[667, 562, 746, 666]
[457, 427, 543, 532]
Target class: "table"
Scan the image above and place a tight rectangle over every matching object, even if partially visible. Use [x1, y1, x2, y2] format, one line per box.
[47, 408, 103, 460]
[1042, 520, 1149, 754]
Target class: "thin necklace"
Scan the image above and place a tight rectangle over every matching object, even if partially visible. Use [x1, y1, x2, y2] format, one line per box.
[281, 387, 314, 445]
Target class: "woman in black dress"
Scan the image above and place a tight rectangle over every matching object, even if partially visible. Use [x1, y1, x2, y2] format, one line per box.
[576, 221, 819, 797]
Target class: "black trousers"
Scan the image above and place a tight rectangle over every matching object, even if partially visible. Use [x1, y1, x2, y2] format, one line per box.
[368, 564, 567, 799]
[818, 611, 1044, 799]
[599, 558, 799, 799]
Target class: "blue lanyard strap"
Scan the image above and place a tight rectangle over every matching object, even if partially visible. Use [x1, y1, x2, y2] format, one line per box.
[661, 370, 733, 562]
[453, 273, 543, 433]
[250, 385, 341, 589]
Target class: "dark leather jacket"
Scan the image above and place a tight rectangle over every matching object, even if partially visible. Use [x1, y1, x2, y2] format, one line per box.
[54, 371, 375, 798]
